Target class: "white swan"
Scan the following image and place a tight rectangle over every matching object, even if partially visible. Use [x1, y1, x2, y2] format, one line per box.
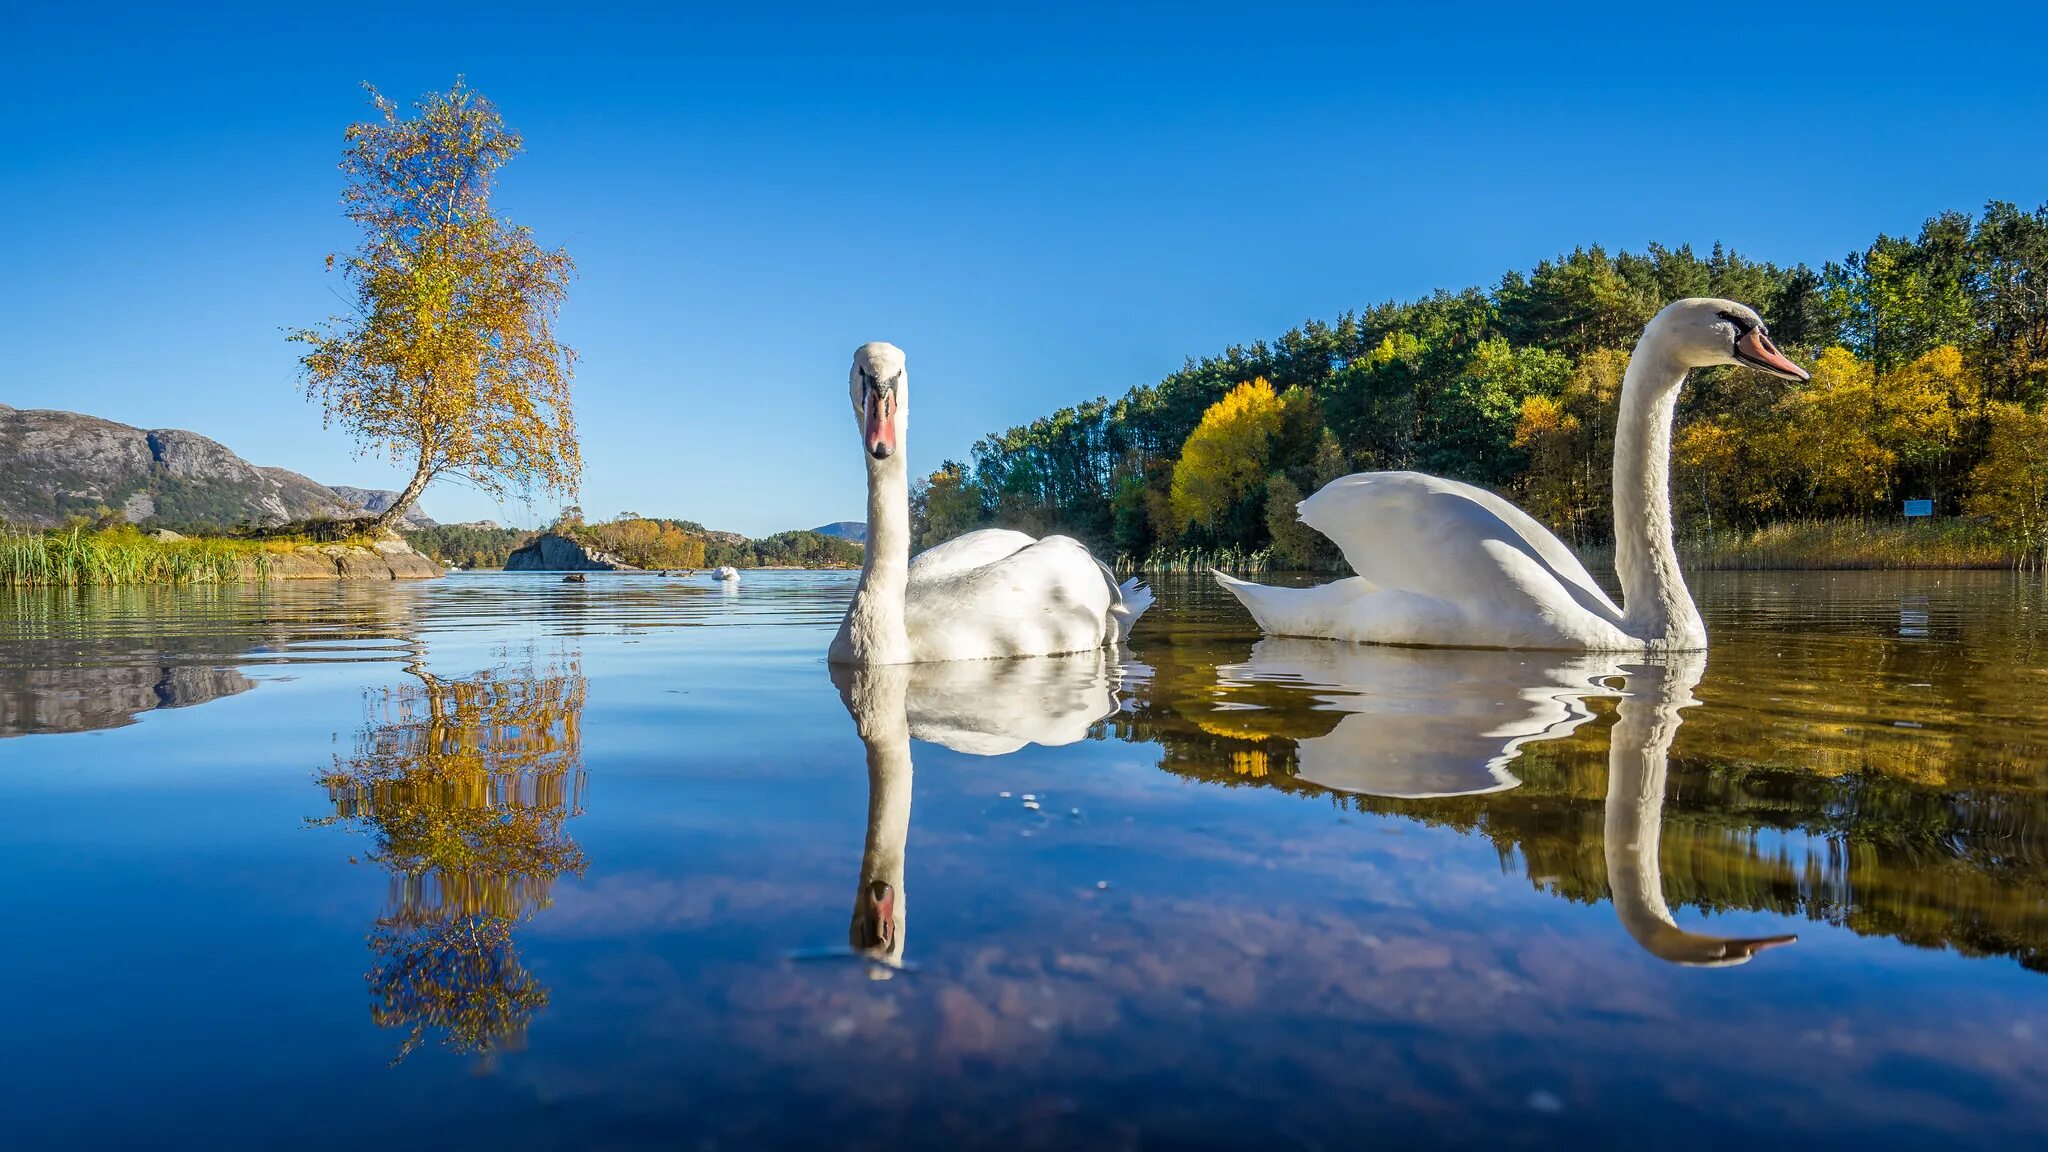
[829, 341, 1153, 665]
[1215, 298, 1809, 651]
[714, 566, 740, 582]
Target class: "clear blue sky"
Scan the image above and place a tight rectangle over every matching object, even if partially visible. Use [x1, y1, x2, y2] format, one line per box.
[5, 2, 2045, 534]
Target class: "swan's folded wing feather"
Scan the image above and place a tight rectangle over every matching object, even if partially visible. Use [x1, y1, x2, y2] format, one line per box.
[906, 534, 1117, 660]
[907, 528, 1038, 582]
[1299, 472, 1622, 623]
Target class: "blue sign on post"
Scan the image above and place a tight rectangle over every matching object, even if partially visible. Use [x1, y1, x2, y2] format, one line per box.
[1903, 499, 1934, 518]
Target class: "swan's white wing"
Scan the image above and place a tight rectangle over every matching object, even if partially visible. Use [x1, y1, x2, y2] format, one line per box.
[1299, 472, 1622, 625]
[906, 534, 1118, 660]
[907, 529, 1038, 582]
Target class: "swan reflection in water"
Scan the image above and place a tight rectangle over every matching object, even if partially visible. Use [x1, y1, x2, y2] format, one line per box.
[831, 651, 1127, 968]
[1207, 641, 1795, 966]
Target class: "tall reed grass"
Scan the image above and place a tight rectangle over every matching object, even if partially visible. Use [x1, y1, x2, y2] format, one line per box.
[1122, 546, 1274, 575]
[0, 527, 273, 587]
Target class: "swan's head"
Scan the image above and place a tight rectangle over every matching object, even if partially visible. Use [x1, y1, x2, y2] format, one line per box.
[1654, 298, 1810, 382]
[849, 342, 908, 461]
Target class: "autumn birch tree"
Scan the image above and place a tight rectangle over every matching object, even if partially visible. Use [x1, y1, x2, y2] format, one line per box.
[293, 80, 579, 535]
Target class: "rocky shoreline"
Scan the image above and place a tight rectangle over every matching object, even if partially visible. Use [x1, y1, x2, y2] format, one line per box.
[257, 538, 445, 580]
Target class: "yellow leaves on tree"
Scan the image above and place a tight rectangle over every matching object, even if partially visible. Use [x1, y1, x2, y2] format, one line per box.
[1169, 378, 1295, 536]
[291, 80, 580, 535]
[1774, 347, 1897, 510]
[1513, 348, 1625, 543]
[577, 518, 708, 569]
[1967, 402, 2048, 560]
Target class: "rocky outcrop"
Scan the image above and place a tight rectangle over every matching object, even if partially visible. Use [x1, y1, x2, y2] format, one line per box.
[0, 404, 431, 530]
[257, 538, 446, 580]
[503, 533, 637, 572]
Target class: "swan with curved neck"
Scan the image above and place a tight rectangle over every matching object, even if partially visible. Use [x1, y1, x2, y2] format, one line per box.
[1216, 299, 1809, 651]
[830, 342, 1152, 665]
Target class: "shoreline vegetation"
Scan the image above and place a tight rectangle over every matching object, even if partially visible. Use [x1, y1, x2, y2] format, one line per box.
[1126, 517, 2032, 576]
[0, 524, 443, 587]
[0, 514, 865, 587]
[912, 201, 2048, 575]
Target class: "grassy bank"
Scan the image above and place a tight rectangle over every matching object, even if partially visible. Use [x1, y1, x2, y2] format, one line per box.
[1589, 518, 2036, 571]
[0, 527, 291, 587]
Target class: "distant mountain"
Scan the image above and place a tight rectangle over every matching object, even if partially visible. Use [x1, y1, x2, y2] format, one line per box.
[0, 404, 430, 530]
[327, 486, 437, 529]
[811, 521, 867, 542]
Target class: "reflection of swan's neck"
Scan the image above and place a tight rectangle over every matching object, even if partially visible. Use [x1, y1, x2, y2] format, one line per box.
[842, 667, 913, 966]
[835, 450, 912, 664]
[1612, 332, 1703, 648]
[1604, 657, 1793, 966]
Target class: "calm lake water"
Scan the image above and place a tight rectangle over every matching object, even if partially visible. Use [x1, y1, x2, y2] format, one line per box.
[3, 569, 2046, 1149]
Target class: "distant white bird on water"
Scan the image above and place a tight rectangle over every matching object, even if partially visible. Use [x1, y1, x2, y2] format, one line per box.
[715, 566, 740, 582]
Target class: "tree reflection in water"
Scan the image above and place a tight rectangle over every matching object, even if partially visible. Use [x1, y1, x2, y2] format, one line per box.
[314, 651, 587, 1064]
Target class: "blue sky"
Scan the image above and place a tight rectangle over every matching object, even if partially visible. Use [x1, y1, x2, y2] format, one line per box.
[5, 2, 2046, 534]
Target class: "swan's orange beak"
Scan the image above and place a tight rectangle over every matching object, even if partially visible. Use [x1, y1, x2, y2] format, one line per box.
[1734, 328, 1809, 382]
[864, 387, 898, 460]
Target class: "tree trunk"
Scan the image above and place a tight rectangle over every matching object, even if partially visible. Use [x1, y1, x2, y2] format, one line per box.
[367, 458, 435, 537]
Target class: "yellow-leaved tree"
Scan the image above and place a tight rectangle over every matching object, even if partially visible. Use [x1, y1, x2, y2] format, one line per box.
[292, 81, 579, 535]
[1967, 402, 2048, 563]
[1513, 348, 1626, 543]
[1169, 378, 1294, 537]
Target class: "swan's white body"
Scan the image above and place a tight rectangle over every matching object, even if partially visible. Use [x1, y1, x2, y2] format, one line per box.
[1217, 299, 1808, 652]
[830, 342, 1152, 665]
[714, 566, 740, 582]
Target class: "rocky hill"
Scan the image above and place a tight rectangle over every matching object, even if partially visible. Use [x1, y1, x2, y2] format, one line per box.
[810, 521, 867, 542]
[0, 405, 430, 530]
[326, 485, 438, 529]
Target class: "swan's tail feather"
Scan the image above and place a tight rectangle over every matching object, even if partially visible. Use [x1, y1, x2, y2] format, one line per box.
[1211, 568, 1283, 633]
[1109, 576, 1154, 642]
[1212, 568, 1375, 638]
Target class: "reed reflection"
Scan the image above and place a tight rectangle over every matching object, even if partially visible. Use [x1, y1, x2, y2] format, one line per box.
[314, 650, 588, 1063]
[834, 651, 1127, 968]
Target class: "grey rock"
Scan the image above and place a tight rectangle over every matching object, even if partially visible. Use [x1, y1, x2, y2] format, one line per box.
[504, 533, 637, 572]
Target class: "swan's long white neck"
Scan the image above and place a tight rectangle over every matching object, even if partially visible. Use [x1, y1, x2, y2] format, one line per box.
[1611, 329, 1704, 648]
[833, 449, 912, 664]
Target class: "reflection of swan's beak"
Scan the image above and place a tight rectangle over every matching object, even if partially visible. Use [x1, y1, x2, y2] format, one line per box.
[1722, 933, 1799, 961]
[851, 879, 896, 954]
[1657, 930, 1799, 968]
